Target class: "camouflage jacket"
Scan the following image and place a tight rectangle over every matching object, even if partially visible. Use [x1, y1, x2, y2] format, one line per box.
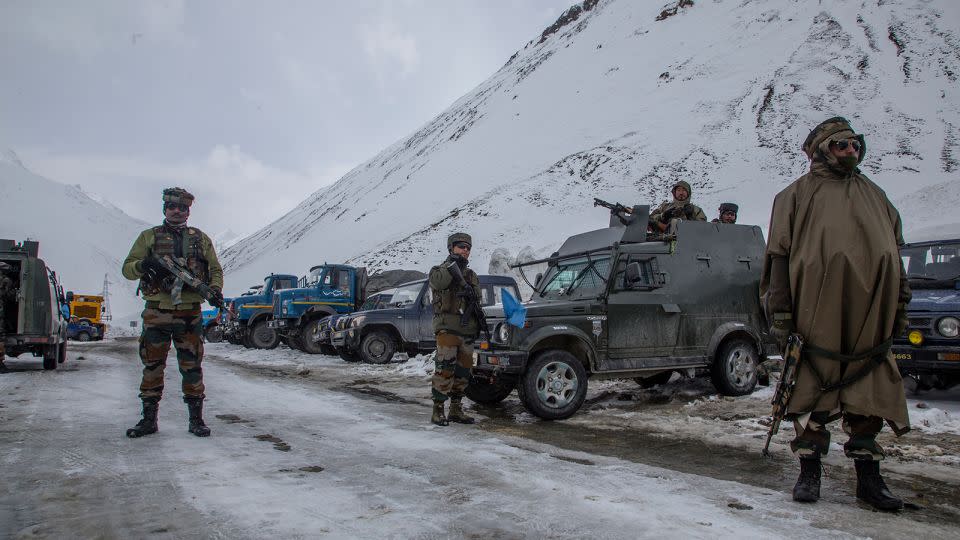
[429, 257, 481, 337]
[650, 200, 707, 224]
[122, 224, 223, 310]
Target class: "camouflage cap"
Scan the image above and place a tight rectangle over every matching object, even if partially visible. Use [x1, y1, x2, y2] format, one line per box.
[672, 180, 692, 198]
[719, 202, 738, 214]
[162, 187, 195, 207]
[802, 116, 866, 163]
[447, 232, 472, 250]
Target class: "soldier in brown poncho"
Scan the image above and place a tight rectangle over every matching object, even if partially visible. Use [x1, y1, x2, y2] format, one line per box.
[760, 117, 911, 511]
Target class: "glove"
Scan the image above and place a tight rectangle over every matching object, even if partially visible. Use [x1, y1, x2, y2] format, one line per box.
[769, 312, 794, 350]
[893, 303, 908, 337]
[138, 255, 167, 282]
[682, 203, 694, 218]
[209, 286, 224, 308]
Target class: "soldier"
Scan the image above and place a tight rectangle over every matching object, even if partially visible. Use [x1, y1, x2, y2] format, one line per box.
[121, 188, 224, 438]
[711, 202, 738, 224]
[760, 117, 911, 511]
[428, 232, 482, 426]
[649, 180, 707, 232]
[0, 262, 16, 372]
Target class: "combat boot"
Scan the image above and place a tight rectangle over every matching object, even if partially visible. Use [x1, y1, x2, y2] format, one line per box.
[792, 457, 821, 503]
[854, 459, 903, 511]
[447, 398, 475, 424]
[185, 397, 211, 437]
[126, 398, 159, 438]
[431, 401, 449, 426]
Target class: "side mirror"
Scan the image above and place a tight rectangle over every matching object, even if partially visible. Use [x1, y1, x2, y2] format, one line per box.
[534, 273, 543, 287]
[66, 291, 74, 302]
[625, 262, 642, 286]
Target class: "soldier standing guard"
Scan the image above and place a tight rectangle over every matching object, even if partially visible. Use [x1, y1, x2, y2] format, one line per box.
[428, 232, 482, 426]
[0, 262, 17, 372]
[760, 117, 911, 511]
[122, 188, 224, 438]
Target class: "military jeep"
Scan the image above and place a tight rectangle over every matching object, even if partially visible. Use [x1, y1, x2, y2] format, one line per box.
[471, 205, 777, 419]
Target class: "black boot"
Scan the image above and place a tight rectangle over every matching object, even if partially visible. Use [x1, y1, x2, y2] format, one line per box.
[126, 398, 159, 438]
[792, 457, 821, 503]
[855, 459, 903, 511]
[447, 398, 475, 424]
[185, 397, 211, 437]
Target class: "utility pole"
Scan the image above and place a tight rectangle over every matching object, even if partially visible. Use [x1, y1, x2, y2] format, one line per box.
[101, 273, 112, 321]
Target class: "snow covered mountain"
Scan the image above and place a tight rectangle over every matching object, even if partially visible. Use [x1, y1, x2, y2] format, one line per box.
[221, 0, 960, 291]
[0, 150, 150, 324]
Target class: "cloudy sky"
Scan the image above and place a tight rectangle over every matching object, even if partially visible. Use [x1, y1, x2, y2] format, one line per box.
[0, 0, 573, 238]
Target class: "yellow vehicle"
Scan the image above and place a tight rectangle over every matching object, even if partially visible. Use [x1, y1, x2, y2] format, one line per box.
[69, 294, 106, 340]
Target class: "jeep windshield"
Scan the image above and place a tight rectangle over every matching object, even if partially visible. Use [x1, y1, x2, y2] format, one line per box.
[390, 282, 423, 307]
[537, 256, 611, 298]
[902, 239, 960, 288]
[360, 288, 398, 310]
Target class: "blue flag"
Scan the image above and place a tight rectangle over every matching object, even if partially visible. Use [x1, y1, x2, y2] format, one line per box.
[501, 289, 527, 328]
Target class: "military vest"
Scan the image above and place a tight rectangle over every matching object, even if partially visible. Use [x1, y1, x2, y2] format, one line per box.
[140, 225, 210, 295]
[431, 267, 480, 336]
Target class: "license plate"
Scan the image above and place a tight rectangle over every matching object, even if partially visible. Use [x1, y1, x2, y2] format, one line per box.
[894, 353, 912, 361]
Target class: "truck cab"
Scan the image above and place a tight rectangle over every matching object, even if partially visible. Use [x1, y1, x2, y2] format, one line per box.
[68, 294, 106, 340]
[226, 274, 297, 349]
[1, 239, 69, 370]
[269, 264, 368, 354]
[471, 206, 776, 419]
[893, 238, 960, 391]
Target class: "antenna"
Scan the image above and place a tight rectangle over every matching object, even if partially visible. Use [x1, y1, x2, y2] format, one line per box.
[101, 273, 113, 321]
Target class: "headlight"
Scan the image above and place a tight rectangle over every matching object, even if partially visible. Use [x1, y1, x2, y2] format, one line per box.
[937, 317, 960, 338]
[351, 316, 364, 328]
[497, 322, 510, 343]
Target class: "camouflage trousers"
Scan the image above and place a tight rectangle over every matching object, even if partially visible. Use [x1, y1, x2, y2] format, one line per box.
[431, 332, 474, 402]
[791, 411, 885, 461]
[138, 307, 205, 400]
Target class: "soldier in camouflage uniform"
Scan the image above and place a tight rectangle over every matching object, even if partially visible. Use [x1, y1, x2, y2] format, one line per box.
[648, 180, 707, 232]
[428, 232, 482, 426]
[121, 188, 224, 438]
[0, 262, 16, 372]
[711, 202, 738, 224]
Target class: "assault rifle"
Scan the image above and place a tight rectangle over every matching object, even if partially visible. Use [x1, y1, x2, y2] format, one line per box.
[154, 255, 225, 309]
[762, 333, 804, 456]
[445, 258, 491, 342]
[593, 198, 633, 225]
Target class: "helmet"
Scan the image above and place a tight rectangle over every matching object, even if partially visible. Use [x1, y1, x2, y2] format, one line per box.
[447, 232, 472, 250]
[719, 202, 738, 214]
[162, 187, 195, 207]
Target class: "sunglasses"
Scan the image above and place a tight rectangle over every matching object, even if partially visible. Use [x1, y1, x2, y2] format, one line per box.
[833, 139, 861, 152]
[453, 242, 472, 250]
[165, 202, 190, 212]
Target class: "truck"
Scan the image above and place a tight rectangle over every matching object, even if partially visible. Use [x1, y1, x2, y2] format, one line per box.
[68, 293, 107, 340]
[330, 275, 521, 364]
[201, 303, 230, 343]
[893, 237, 960, 391]
[471, 205, 777, 420]
[224, 274, 298, 349]
[1, 239, 69, 370]
[269, 264, 368, 354]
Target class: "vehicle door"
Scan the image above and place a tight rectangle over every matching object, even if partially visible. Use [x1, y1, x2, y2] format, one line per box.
[417, 283, 435, 345]
[603, 249, 680, 370]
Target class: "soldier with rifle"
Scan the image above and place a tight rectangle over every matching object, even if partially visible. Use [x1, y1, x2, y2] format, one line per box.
[0, 261, 17, 372]
[121, 188, 224, 439]
[428, 232, 485, 426]
[649, 180, 707, 232]
[760, 117, 911, 511]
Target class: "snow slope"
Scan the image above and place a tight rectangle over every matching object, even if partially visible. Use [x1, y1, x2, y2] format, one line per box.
[0, 150, 149, 323]
[222, 0, 960, 292]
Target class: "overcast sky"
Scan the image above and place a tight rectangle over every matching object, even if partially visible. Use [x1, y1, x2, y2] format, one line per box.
[0, 0, 573, 239]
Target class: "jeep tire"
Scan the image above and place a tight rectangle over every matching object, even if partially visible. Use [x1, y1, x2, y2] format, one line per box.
[249, 320, 280, 350]
[465, 375, 515, 405]
[519, 349, 588, 420]
[204, 325, 224, 343]
[77, 331, 91, 342]
[711, 338, 759, 396]
[42, 344, 59, 370]
[359, 330, 396, 364]
[298, 319, 327, 355]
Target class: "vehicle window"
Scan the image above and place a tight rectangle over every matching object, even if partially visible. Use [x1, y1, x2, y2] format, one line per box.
[308, 267, 326, 285]
[392, 282, 423, 306]
[275, 278, 294, 290]
[481, 284, 521, 306]
[613, 255, 666, 290]
[338, 270, 351, 294]
[902, 241, 960, 280]
[539, 257, 611, 297]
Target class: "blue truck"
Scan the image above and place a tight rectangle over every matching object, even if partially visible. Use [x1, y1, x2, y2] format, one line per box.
[200, 302, 231, 343]
[268, 264, 368, 354]
[225, 273, 298, 349]
[894, 238, 960, 391]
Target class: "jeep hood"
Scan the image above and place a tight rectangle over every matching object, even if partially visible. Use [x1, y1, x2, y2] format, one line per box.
[908, 289, 960, 312]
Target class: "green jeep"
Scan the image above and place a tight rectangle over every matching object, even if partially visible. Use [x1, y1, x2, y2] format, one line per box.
[470, 206, 777, 419]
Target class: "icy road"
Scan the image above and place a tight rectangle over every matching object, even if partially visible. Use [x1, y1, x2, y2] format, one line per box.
[1, 339, 959, 539]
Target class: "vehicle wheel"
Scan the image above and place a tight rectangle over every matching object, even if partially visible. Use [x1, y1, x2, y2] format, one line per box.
[249, 320, 280, 349]
[57, 342, 67, 364]
[43, 345, 58, 370]
[204, 325, 224, 343]
[76, 331, 91, 342]
[634, 370, 673, 388]
[519, 349, 588, 420]
[339, 348, 361, 362]
[358, 330, 396, 364]
[298, 319, 327, 355]
[241, 333, 254, 348]
[465, 375, 515, 404]
[711, 338, 759, 396]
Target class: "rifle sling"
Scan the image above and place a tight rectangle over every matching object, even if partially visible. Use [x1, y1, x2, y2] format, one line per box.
[802, 338, 893, 393]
